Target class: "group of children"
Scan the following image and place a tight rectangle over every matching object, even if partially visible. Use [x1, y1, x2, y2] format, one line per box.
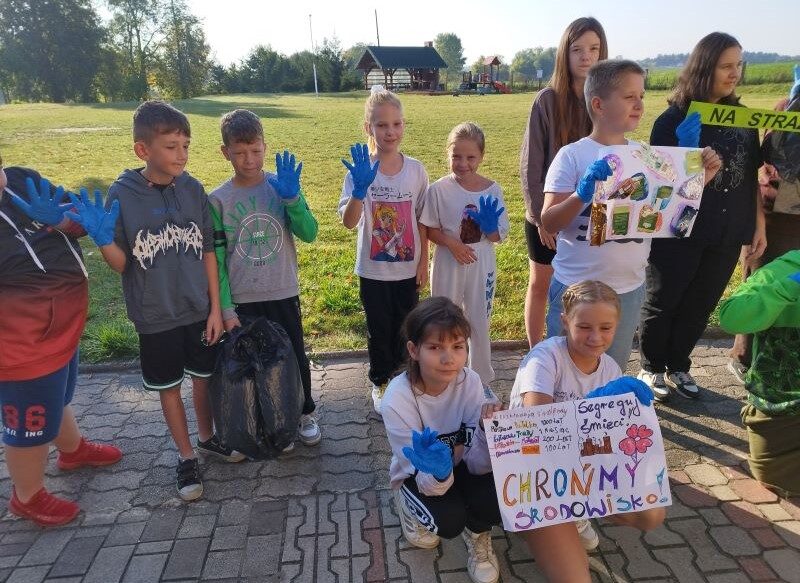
[2, 17, 797, 583]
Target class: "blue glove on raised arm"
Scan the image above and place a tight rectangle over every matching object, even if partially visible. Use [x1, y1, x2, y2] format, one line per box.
[267, 150, 303, 200]
[64, 188, 120, 247]
[576, 160, 612, 203]
[9, 177, 72, 226]
[790, 64, 800, 101]
[584, 376, 653, 406]
[402, 427, 453, 481]
[341, 144, 379, 201]
[676, 111, 702, 148]
[789, 272, 800, 285]
[466, 195, 505, 236]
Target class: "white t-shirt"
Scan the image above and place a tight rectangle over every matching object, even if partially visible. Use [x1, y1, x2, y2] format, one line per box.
[338, 156, 429, 281]
[382, 368, 492, 495]
[509, 336, 622, 408]
[420, 174, 510, 245]
[544, 137, 651, 293]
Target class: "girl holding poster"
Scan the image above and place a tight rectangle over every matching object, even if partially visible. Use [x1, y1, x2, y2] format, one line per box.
[509, 281, 664, 583]
[519, 17, 608, 347]
[638, 32, 766, 401]
[339, 86, 429, 415]
[382, 297, 503, 583]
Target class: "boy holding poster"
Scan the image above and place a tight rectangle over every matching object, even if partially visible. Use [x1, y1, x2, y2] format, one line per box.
[508, 281, 665, 583]
[540, 60, 722, 371]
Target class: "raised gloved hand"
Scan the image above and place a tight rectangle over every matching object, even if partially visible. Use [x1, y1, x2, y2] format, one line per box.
[65, 188, 120, 247]
[466, 195, 505, 236]
[790, 64, 800, 101]
[789, 272, 800, 285]
[676, 111, 702, 148]
[9, 177, 72, 226]
[584, 376, 654, 406]
[576, 160, 612, 203]
[267, 150, 303, 200]
[402, 427, 453, 480]
[341, 143, 379, 200]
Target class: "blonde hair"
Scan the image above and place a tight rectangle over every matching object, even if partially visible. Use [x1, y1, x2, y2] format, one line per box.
[364, 87, 403, 155]
[562, 280, 621, 317]
[446, 121, 486, 154]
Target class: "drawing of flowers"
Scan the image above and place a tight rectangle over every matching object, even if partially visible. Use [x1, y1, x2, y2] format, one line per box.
[619, 424, 653, 487]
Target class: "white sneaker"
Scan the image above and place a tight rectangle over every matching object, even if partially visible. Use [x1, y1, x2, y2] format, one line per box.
[637, 370, 670, 402]
[298, 414, 322, 446]
[371, 383, 387, 415]
[462, 527, 500, 583]
[576, 519, 599, 551]
[394, 489, 440, 549]
[666, 371, 700, 399]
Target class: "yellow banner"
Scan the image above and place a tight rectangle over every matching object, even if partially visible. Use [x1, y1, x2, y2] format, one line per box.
[688, 101, 800, 133]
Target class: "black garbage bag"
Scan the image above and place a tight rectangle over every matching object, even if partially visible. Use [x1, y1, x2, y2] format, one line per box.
[209, 317, 304, 459]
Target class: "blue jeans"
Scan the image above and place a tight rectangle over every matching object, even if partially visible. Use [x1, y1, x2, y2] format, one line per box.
[546, 278, 645, 372]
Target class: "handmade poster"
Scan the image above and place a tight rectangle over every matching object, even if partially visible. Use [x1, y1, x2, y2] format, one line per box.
[588, 143, 704, 245]
[486, 393, 671, 532]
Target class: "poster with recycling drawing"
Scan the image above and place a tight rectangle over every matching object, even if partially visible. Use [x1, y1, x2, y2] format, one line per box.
[587, 143, 705, 245]
[485, 394, 671, 531]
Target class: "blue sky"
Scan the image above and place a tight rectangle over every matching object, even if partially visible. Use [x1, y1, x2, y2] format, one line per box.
[188, 0, 798, 66]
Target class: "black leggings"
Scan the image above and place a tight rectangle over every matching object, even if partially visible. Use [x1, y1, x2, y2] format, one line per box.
[398, 462, 501, 538]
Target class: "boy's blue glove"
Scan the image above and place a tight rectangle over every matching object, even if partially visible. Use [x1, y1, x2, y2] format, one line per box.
[64, 188, 120, 247]
[789, 272, 800, 284]
[576, 160, 612, 203]
[584, 376, 654, 406]
[9, 177, 72, 226]
[402, 427, 453, 481]
[466, 195, 505, 236]
[341, 143, 379, 200]
[676, 111, 702, 148]
[790, 64, 800, 101]
[267, 150, 303, 200]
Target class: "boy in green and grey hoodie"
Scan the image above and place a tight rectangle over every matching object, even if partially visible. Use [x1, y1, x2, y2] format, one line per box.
[719, 249, 800, 496]
[209, 109, 321, 448]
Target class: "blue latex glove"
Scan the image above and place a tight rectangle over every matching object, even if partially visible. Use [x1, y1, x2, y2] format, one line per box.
[576, 160, 612, 203]
[9, 177, 72, 226]
[789, 272, 800, 284]
[64, 188, 120, 247]
[341, 144, 379, 200]
[790, 64, 800, 101]
[676, 111, 702, 148]
[584, 376, 654, 406]
[466, 195, 505, 236]
[267, 150, 303, 200]
[402, 427, 453, 481]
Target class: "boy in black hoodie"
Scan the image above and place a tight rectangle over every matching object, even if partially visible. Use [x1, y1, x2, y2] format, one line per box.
[69, 101, 244, 502]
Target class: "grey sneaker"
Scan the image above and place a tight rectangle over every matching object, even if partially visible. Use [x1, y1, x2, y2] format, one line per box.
[637, 370, 670, 402]
[666, 371, 700, 399]
[727, 360, 748, 385]
[298, 414, 322, 446]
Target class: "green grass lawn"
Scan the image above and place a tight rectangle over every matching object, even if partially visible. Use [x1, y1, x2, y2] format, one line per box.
[0, 89, 785, 360]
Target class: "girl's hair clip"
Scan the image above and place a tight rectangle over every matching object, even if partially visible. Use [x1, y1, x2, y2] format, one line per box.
[370, 84, 386, 95]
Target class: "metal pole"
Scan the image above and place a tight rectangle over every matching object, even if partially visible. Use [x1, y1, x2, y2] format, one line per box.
[375, 9, 380, 46]
[309, 14, 318, 97]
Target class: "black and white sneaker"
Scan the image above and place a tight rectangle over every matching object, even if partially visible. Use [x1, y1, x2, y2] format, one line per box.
[176, 458, 203, 501]
[666, 371, 700, 399]
[727, 360, 748, 385]
[637, 370, 670, 402]
[197, 435, 246, 462]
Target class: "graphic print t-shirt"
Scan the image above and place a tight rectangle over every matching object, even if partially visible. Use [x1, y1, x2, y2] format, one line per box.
[338, 156, 428, 281]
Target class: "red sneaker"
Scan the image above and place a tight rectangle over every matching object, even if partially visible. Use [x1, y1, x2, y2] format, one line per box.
[57, 438, 123, 471]
[9, 488, 80, 526]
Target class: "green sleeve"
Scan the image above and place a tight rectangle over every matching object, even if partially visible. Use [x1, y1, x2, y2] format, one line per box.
[209, 202, 235, 316]
[284, 189, 318, 243]
[719, 256, 800, 334]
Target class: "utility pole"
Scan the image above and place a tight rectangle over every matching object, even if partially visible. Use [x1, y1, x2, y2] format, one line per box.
[375, 10, 380, 46]
[309, 14, 318, 97]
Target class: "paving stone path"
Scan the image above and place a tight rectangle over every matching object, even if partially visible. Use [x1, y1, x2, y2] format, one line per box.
[1, 339, 799, 582]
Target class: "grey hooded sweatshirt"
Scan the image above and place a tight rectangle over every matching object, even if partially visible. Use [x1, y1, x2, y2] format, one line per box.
[107, 169, 213, 334]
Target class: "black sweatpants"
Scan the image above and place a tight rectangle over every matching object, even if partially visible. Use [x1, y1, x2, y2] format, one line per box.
[639, 238, 741, 373]
[236, 296, 315, 415]
[359, 276, 418, 387]
[399, 463, 501, 538]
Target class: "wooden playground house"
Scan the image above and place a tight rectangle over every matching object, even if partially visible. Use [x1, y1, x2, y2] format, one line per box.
[355, 43, 447, 91]
[460, 55, 511, 94]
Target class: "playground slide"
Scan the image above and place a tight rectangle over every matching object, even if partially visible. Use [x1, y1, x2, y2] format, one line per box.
[492, 81, 512, 94]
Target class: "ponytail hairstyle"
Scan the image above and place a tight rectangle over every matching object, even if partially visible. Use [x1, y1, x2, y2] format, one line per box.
[446, 121, 486, 155]
[364, 85, 404, 155]
[404, 297, 471, 388]
[669, 32, 742, 110]
[550, 17, 608, 150]
[562, 280, 621, 319]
